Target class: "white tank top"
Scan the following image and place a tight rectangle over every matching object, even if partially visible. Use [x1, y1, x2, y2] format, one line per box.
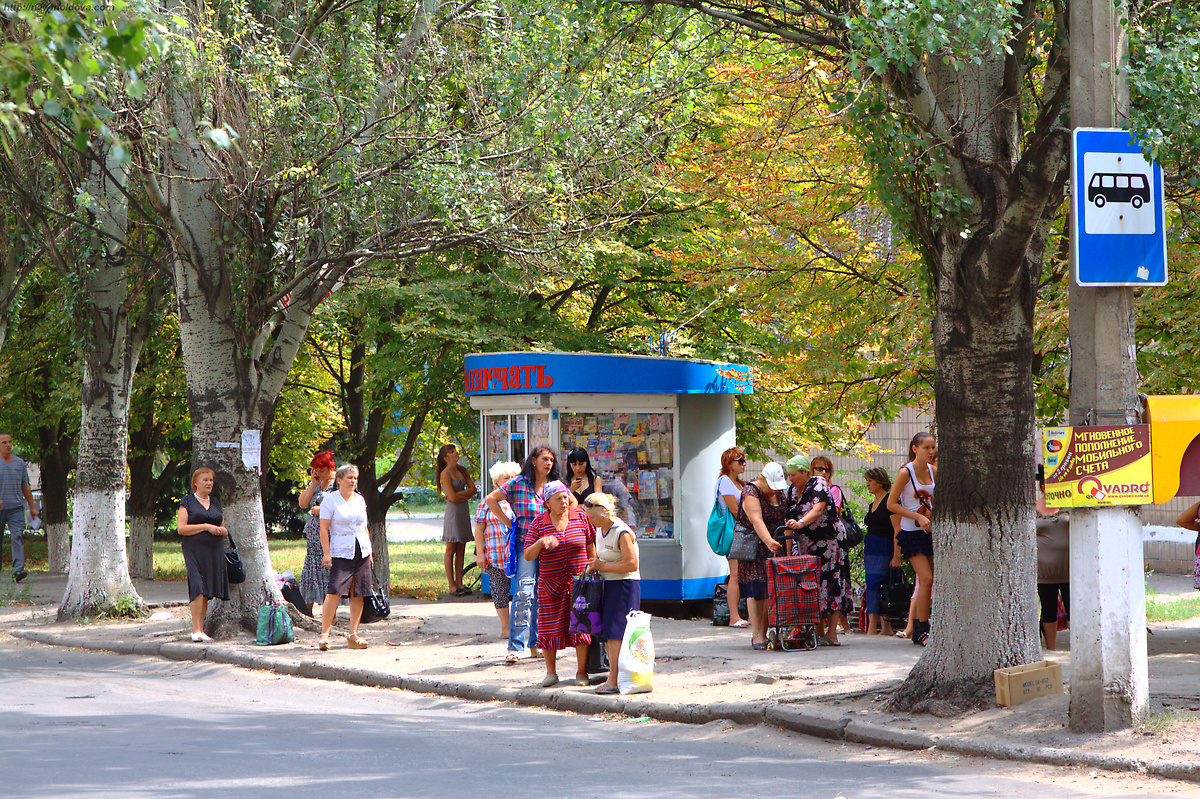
[900, 462, 935, 532]
[597, 519, 640, 581]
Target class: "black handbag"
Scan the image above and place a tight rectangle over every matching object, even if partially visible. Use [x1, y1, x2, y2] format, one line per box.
[879, 568, 912, 622]
[225, 535, 246, 584]
[360, 574, 391, 623]
[840, 508, 865, 549]
[728, 524, 760, 560]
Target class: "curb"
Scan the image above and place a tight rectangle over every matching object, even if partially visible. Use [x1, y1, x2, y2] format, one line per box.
[10, 628, 1198, 784]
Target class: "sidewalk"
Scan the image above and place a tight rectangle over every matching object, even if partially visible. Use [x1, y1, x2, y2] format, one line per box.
[4, 572, 1199, 784]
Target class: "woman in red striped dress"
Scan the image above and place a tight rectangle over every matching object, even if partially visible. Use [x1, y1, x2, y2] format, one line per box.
[523, 480, 596, 687]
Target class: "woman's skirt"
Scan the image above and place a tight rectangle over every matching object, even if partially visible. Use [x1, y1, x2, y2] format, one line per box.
[862, 534, 893, 615]
[181, 531, 229, 602]
[600, 579, 641, 641]
[898, 528, 934, 559]
[328, 541, 372, 597]
[300, 514, 330, 604]
[484, 565, 510, 608]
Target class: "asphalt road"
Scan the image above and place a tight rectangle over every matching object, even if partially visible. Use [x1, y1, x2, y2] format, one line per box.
[1, 642, 1190, 799]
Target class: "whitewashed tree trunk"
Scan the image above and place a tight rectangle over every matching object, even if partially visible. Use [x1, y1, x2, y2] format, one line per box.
[127, 514, 154, 579]
[886, 49, 1069, 709]
[58, 142, 145, 620]
[45, 522, 70, 574]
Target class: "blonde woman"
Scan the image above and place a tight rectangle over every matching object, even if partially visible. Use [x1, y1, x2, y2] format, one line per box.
[474, 460, 521, 649]
[581, 493, 640, 694]
[318, 464, 373, 651]
[176, 467, 229, 642]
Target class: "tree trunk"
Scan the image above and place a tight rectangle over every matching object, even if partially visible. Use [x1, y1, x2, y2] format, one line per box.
[127, 514, 154, 579]
[36, 378, 75, 574]
[58, 142, 146, 620]
[887, 237, 1045, 712]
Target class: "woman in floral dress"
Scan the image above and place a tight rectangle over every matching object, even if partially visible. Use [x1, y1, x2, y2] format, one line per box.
[786, 470, 851, 646]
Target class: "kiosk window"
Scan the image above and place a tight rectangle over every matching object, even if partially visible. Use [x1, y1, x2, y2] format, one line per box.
[560, 411, 675, 539]
[485, 415, 509, 466]
[485, 413, 549, 467]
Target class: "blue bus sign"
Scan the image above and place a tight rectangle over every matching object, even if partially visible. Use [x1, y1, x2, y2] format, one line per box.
[1072, 128, 1168, 287]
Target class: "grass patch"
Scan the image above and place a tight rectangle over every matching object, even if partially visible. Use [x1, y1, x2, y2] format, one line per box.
[1146, 594, 1200, 623]
[153, 538, 449, 601]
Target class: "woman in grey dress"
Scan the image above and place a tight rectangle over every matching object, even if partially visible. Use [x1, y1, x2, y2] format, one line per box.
[299, 450, 337, 612]
[437, 444, 477, 596]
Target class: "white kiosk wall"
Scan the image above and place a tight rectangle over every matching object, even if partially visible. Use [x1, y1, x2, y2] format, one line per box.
[465, 352, 752, 603]
[678, 393, 737, 599]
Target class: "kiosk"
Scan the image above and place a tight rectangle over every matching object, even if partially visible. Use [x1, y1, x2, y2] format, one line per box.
[465, 352, 753, 602]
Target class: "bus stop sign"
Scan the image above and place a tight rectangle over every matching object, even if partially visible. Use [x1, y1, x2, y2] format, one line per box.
[1072, 128, 1168, 287]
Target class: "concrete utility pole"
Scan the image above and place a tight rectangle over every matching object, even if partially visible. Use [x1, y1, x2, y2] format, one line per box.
[1067, 0, 1148, 732]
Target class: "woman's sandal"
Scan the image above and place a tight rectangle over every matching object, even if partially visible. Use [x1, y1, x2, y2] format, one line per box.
[596, 684, 620, 695]
[504, 652, 520, 665]
[347, 633, 369, 649]
[730, 619, 750, 628]
[751, 641, 768, 651]
[318, 633, 330, 651]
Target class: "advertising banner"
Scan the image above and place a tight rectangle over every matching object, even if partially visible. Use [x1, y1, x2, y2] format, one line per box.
[1042, 425, 1153, 506]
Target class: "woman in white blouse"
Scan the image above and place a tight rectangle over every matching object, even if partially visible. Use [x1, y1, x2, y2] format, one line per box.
[318, 464, 373, 651]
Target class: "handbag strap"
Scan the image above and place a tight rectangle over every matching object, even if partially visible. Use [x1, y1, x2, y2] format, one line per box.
[227, 533, 237, 550]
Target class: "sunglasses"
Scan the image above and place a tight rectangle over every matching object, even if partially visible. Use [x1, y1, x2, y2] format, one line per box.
[735, 457, 747, 464]
[812, 466, 830, 473]
[582, 500, 603, 509]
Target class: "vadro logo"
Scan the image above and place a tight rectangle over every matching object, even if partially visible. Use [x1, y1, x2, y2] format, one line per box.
[1046, 440, 1063, 453]
[1077, 477, 1107, 501]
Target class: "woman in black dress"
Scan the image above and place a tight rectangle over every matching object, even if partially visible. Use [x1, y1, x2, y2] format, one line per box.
[736, 462, 787, 650]
[176, 467, 229, 642]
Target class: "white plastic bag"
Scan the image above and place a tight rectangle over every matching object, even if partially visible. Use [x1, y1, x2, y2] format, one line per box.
[617, 610, 654, 694]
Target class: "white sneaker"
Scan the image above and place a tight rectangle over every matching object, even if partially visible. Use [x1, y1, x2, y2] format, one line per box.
[190, 632, 213, 643]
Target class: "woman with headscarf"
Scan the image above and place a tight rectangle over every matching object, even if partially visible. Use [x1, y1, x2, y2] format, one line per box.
[735, 462, 787, 650]
[299, 450, 337, 613]
[485, 445, 561, 662]
[523, 480, 596, 687]
[785, 456, 852, 646]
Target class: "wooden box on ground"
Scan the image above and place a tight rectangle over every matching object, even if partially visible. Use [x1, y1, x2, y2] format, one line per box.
[994, 660, 1064, 707]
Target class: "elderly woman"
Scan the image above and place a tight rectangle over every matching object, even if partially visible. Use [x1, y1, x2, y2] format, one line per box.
[299, 450, 337, 613]
[176, 467, 229, 642]
[485, 445, 561, 661]
[318, 464, 373, 651]
[474, 460, 521, 642]
[785, 459, 852, 646]
[581, 492, 640, 695]
[735, 462, 788, 650]
[524, 480, 596, 687]
[861, 467, 900, 635]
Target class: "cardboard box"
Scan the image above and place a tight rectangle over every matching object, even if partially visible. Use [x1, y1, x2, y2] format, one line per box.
[994, 660, 1064, 707]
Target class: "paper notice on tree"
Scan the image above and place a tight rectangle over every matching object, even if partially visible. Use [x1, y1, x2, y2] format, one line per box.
[242, 429, 261, 470]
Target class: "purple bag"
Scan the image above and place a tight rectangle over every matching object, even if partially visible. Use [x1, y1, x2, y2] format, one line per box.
[568, 572, 604, 636]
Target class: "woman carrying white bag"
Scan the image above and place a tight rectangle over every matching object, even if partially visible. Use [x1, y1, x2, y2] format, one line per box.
[581, 493, 641, 695]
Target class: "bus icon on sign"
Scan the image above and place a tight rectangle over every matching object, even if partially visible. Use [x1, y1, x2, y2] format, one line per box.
[1088, 172, 1150, 209]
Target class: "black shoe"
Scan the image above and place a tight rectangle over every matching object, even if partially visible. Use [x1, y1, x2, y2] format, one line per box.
[14, 570, 27, 582]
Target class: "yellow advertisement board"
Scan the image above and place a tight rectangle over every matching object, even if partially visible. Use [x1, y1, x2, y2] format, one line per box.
[1042, 425, 1153, 506]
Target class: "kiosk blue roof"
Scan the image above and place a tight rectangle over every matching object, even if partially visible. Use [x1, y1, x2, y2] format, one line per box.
[464, 352, 752, 396]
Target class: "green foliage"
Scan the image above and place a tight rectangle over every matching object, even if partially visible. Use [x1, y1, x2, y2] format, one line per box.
[0, 1, 173, 154]
[848, 0, 1017, 73]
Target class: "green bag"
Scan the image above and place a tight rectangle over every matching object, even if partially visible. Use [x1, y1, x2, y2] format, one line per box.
[256, 602, 294, 645]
